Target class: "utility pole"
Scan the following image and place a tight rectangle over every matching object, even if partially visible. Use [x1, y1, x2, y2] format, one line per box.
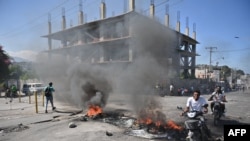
[205, 47, 217, 72]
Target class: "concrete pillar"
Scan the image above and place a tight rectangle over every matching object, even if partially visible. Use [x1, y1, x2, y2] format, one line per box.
[165, 4, 169, 27]
[176, 11, 180, 32]
[129, 0, 135, 11]
[99, 1, 107, 40]
[77, 31, 83, 45]
[48, 18, 52, 50]
[61, 8, 67, 47]
[165, 14, 169, 27]
[99, 25, 105, 41]
[48, 14, 52, 59]
[62, 16, 66, 30]
[78, 1, 84, 25]
[192, 23, 196, 40]
[192, 31, 196, 40]
[99, 47, 104, 62]
[176, 21, 180, 32]
[185, 17, 189, 36]
[150, 3, 155, 18]
[129, 46, 133, 61]
[185, 27, 189, 36]
[100, 1, 106, 19]
[78, 11, 84, 25]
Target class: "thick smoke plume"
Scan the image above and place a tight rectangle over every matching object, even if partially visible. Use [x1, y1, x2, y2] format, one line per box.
[115, 14, 178, 113]
[35, 55, 112, 109]
[35, 13, 177, 115]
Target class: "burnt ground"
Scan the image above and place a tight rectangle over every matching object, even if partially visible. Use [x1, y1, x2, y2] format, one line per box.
[0, 90, 249, 141]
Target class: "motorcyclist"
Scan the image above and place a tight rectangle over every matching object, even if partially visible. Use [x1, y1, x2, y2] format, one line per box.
[208, 86, 227, 114]
[180, 89, 208, 116]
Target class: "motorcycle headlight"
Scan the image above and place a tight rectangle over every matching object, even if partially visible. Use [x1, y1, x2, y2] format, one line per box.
[187, 112, 196, 118]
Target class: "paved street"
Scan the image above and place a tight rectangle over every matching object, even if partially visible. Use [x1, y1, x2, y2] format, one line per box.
[0, 90, 249, 141]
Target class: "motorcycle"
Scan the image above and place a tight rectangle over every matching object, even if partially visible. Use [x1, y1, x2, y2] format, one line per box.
[177, 106, 211, 141]
[212, 101, 225, 126]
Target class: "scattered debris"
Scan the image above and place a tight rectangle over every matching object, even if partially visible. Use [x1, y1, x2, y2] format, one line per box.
[69, 122, 77, 128]
[0, 123, 29, 133]
[32, 119, 53, 124]
[125, 129, 169, 139]
[106, 131, 113, 136]
[78, 111, 186, 140]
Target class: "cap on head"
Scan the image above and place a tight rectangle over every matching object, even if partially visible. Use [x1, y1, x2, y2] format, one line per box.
[49, 82, 53, 86]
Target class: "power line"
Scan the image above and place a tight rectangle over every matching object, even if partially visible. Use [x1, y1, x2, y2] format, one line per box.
[215, 47, 250, 52]
[205, 47, 217, 72]
[154, 0, 183, 14]
[143, 0, 170, 12]
[0, 0, 102, 39]
[0, 0, 70, 38]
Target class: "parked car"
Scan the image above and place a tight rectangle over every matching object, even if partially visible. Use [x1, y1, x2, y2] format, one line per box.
[22, 83, 45, 95]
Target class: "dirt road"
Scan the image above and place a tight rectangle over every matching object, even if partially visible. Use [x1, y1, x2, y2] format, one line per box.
[0, 90, 249, 141]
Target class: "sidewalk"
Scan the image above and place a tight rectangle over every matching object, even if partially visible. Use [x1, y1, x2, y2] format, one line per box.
[0, 92, 81, 128]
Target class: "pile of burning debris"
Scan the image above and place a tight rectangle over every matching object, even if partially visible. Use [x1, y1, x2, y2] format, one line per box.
[78, 81, 186, 140]
[79, 102, 186, 140]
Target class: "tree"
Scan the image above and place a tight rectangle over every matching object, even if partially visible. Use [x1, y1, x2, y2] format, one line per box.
[221, 65, 231, 79]
[9, 63, 23, 79]
[0, 45, 12, 82]
[236, 69, 245, 76]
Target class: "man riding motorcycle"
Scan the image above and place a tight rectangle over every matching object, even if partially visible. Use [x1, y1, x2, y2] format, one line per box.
[180, 89, 208, 116]
[180, 89, 210, 141]
[208, 86, 227, 114]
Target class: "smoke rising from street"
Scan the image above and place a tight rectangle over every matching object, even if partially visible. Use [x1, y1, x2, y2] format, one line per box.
[35, 13, 178, 114]
[115, 14, 178, 113]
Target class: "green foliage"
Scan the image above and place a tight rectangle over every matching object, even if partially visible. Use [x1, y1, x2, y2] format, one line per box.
[10, 63, 38, 80]
[220, 65, 231, 81]
[0, 45, 12, 82]
[9, 64, 23, 79]
[236, 69, 245, 75]
[21, 69, 38, 80]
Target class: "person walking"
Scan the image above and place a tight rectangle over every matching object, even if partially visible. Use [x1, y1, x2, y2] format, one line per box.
[10, 84, 17, 102]
[170, 83, 174, 96]
[44, 82, 56, 113]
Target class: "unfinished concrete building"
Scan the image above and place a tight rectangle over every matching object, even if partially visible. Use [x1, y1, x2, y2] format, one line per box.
[42, 0, 199, 80]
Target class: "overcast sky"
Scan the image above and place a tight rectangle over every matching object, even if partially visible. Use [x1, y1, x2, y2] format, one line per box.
[0, 0, 249, 73]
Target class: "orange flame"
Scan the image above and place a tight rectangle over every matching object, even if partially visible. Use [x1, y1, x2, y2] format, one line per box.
[87, 105, 103, 117]
[165, 120, 183, 131]
[145, 117, 153, 124]
[155, 121, 162, 127]
[137, 117, 153, 125]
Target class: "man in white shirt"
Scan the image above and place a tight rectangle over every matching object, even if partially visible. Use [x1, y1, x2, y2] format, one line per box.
[209, 86, 227, 113]
[180, 89, 208, 116]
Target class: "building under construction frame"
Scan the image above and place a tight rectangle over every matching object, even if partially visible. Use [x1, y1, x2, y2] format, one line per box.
[42, 0, 199, 79]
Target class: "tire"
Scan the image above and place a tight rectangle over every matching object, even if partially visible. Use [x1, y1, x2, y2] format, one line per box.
[191, 133, 202, 141]
[201, 124, 211, 141]
[213, 103, 223, 126]
[213, 111, 219, 126]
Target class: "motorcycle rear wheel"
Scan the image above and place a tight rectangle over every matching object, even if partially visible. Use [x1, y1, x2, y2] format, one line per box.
[213, 110, 221, 126]
[200, 124, 211, 141]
